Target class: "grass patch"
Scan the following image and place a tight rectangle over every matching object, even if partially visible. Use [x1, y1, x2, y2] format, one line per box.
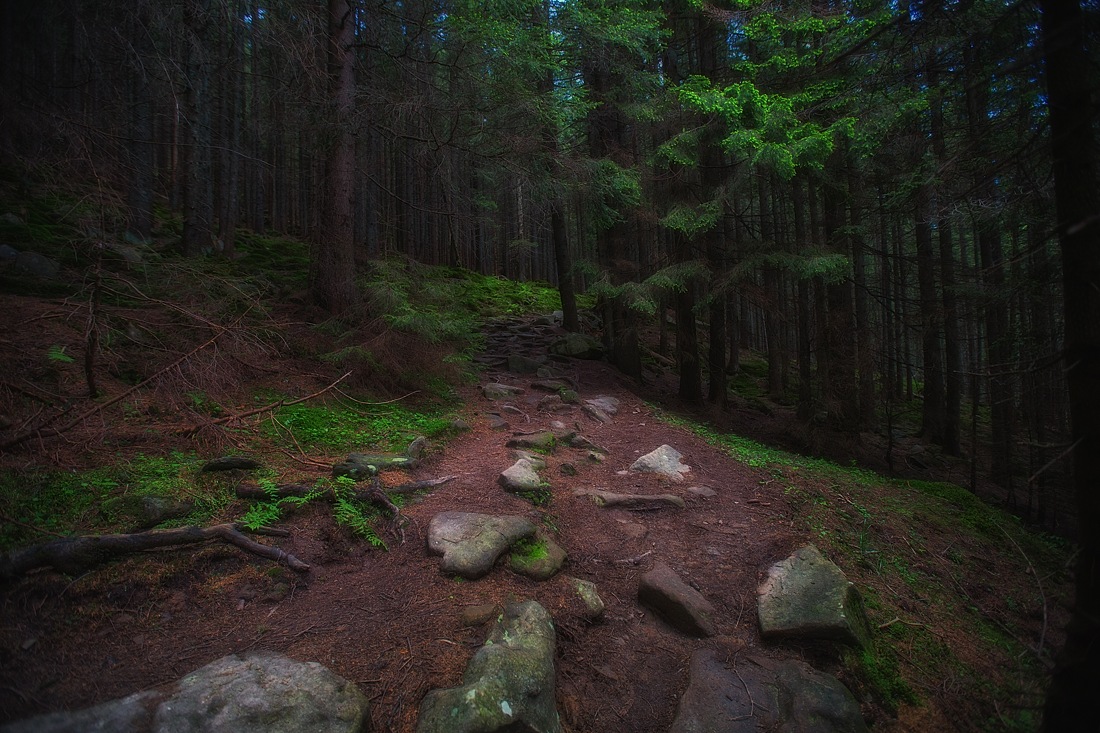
[266, 399, 452, 453]
[655, 408, 1071, 729]
[0, 451, 236, 550]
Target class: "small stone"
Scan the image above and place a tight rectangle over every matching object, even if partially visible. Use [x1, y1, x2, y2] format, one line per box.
[686, 486, 718, 498]
[567, 577, 605, 621]
[638, 562, 716, 637]
[14, 251, 60, 278]
[629, 444, 691, 482]
[507, 354, 545, 374]
[509, 535, 567, 581]
[499, 458, 544, 493]
[559, 463, 577, 476]
[461, 604, 499, 627]
[450, 419, 472, 432]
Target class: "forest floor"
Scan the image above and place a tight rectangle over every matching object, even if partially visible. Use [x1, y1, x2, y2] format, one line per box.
[0, 272, 1073, 733]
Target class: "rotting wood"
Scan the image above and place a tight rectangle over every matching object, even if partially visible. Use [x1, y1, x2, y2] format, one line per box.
[0, 523, 309, 582]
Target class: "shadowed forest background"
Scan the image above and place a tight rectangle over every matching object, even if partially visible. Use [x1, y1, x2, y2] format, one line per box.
[0, 0, 1098, 729]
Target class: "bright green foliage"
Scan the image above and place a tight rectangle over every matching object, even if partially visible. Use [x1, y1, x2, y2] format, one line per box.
[268, 400, 450, 453]
[360, 258, 563, 347]
[46, 345, 75, 364]
[0, 451, 234, 550]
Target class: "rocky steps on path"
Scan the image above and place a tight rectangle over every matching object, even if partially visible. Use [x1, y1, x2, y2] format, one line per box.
[3, 313, 873, 733]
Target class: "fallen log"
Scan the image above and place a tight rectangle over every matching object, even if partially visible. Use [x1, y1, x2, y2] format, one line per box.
[0, 523, 309, 582]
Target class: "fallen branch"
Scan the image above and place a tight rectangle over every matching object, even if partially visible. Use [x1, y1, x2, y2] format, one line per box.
[178, 371, 352, 436]
[1, 310, 249, 452]
[0, 523, 309, 582]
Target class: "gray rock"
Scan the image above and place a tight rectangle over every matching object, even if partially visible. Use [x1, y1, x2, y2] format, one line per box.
[488, 414, 509, 430]
[507, 354, 545, 374]
[568, 434, 607, 453]
[137, 496, 195, 530]
[583, 395, 620, 415]
[573, 488, 685, 509]
[509, 534, 567, 580]
[549, 333, 604, 360]
[106, 242, 145, 264]
[506, 431, 556, 452]
[566, 576, 605, 620]
[757, 544, 872, 649]
[333, 452, 416, 479]
[638, 562, 716, 637]
[670, 648, 868, 733]
[483, 383, 524, 400]
[630, 444, 691, 482]
[686, 486, 718, 499]
[1, 213, 24, 226]
[0, 653, 369, 733]
[0, 244, 19, 259]
[416, 601, 561, 733]
[406, 436, 429, 459]
[14, 251, 60, 278]
[450, 418, 472, 432]
[201, 456, 261, 472]
[427, 512, 536, 579]
[499, 458, 544, 493]
[461, 604, 500, 627]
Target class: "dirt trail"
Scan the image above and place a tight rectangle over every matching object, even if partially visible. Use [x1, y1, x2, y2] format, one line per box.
[0, 317, 875, 731]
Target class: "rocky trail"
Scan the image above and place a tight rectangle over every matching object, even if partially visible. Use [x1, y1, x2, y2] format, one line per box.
[1, 314, 918, 732]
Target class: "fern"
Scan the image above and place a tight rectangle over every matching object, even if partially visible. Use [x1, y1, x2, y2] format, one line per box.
[334, 497, 388, 550]
[46, 345, 75, 364]
[240, 501, 282, 531]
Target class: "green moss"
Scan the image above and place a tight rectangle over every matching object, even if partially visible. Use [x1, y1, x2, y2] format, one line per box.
[845, 641, 919, 714]
[266, 400, 451, 452]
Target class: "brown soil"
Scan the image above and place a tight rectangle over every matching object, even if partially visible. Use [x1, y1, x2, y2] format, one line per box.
[0, 298, 1067, 732]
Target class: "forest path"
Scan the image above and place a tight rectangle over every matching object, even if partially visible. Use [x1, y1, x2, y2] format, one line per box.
[0, 313, 858, 733]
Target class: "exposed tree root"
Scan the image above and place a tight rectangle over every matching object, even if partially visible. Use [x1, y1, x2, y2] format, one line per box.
[572, 488, 685, 510]
[0, 523, 309, 582]
[234, 475, 456, 504]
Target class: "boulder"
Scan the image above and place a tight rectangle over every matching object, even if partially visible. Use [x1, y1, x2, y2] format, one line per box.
[0, 653, 370, 733]
[757, 544, 872, 649]
[549, 333, 604, 360]
[416, 601, 561, 733]
[630, 445, 691, 482]
[583, 395, 620, 416]
[638, 562, 716, 637]
[670, 648, 868, 733]
[427, 512, 536, 579]
[507, 354, 545, 374]
[14, 251, 60, 279]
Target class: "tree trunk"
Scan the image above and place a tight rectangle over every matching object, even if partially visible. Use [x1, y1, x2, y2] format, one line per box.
[310, 0, 358, 314]
[1041, 0, 1100, 726]
[181, 0, 214, 257]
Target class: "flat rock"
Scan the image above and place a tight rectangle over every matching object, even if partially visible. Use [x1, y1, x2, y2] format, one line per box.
[757, 544, 872, 649]
[333, 452, 416, 479]
[498, 458, 544, 493]
[670, 647, 868, 733]
[0, 652, 369, 733]
[686, 486, 718, 499]
[483, 383, 524, 400]
[507, 354, 545, 374]
[583, 395, 620, 415]
[638, 562, 716, 637]
[549, 332, 604, 359]
[427, 512, 536, 579]
[416, 601, 561, 733]
[573, 488, 685, 509]
[506, 431, 556, 452]
[630, 444, 691, 482]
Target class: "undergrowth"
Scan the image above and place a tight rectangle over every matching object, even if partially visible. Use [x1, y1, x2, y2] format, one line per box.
[656, 407, 1069, 730]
